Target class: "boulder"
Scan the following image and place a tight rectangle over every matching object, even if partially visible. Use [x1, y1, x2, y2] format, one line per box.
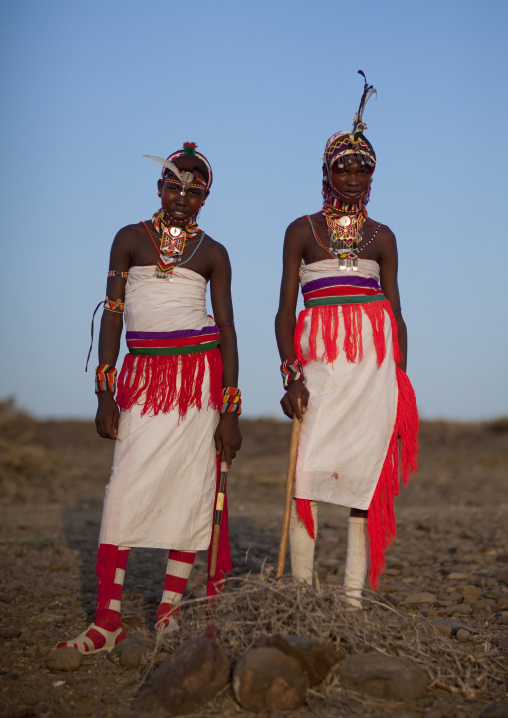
[254, 634, 342, 686]
[339, 653, 428, 700]
[233, 647, 307, 712]
[46, 647, 83, 672]
[109, 637, 151, 669]
[133, 638, 229, 715]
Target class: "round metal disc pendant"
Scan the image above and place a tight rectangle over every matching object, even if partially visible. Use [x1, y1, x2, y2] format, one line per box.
[338, 216, 352, 227]
[169, 226, 184, 238]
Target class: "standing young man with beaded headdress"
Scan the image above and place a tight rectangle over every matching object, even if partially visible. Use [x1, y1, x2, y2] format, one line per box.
[58, 142, 242, 654]
[275, 74, 419, 607]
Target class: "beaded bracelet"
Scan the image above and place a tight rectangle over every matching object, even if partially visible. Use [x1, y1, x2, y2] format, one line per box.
[104, 297, 125, 313]
[221, 387, 242, 415]
[280, 358, 305, 389]
[95, 365, 118, 394]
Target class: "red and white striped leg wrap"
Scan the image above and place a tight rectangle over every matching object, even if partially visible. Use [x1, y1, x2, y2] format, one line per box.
[155, 550, 196, 633]
[57, 544, 130, 654]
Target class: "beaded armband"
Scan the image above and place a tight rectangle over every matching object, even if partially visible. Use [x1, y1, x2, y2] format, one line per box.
[280, 359, 305, 389]
[104, 297, 125, 313]
[221, 387, 242, 415]
[107, 270, 128, 278]
[95, 365, 118, 394]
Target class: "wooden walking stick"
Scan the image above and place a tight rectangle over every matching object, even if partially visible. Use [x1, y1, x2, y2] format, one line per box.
[276, 399, 302, 580]
[209, 451, 228, 579]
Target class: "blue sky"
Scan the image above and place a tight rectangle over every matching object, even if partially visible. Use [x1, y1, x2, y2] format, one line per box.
[1, 0, 507, 420]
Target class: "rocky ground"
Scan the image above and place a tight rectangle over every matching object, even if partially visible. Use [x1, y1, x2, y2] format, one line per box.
[0, 399, 507, 717]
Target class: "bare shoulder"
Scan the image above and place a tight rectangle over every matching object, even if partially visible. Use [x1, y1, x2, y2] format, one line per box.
[286, 214, 312, 239]
[202, 235, 232, 281]
[367, 218, 396, 241]
[112, 222, 146, 250]
[284, 215, 314, 257]
[203, 233, 230, 262]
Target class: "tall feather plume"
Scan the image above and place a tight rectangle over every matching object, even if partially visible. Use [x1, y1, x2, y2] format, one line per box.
[353, 70, 377, 134]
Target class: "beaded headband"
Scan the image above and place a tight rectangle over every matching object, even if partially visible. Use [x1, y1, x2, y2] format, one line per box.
[144, 142, 213, 192]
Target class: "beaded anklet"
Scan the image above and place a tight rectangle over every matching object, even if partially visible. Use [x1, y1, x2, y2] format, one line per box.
[280, 359, 305, 389]
[221, 387, 242, 415]
[95, 365, 118, 394]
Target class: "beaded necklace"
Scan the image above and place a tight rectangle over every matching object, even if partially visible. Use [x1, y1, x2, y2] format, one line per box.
[151, 209, 200, 280]
[322, 202, 368, 272]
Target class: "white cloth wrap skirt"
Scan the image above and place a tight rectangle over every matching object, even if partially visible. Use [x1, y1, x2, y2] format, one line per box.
[294, 259, 398, 510]
[99, 265, 219, 550]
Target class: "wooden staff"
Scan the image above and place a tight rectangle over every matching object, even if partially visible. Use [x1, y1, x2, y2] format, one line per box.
[209, 451, 228, 579]
[276, 400, 302, 580]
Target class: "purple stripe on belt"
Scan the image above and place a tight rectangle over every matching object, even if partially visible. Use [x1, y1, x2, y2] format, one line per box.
[126, 325, 219, 341]
[303, 276, 380, 293]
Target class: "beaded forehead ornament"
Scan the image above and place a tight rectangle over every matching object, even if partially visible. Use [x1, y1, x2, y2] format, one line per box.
[144, 142, 213, 194]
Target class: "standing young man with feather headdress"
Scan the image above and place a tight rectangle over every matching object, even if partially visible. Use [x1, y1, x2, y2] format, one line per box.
[58, 143, 242, 653]
[275, 73, 419, 606]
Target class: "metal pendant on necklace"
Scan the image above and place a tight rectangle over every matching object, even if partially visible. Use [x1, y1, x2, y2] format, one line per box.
[330, 241, 359, 271]
[328, 221, 358, 271]
[323, 206, 364, 272]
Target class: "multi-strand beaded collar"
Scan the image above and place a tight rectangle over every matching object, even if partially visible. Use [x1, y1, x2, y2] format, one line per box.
[322, 202, 368, 272]
[151, 208, 201, 280]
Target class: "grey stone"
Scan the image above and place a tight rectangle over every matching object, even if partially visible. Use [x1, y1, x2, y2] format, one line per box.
[431, 621, 453, 638]
[481, 704, 508, 718]
[494, 634, 508, 650]
[109, 637, 151, 669]
[430, 618, 478, 636]
[339, 653, 429, 700]
[455, 628, 470, 642]
[447, 603, 473, 615]
[401, 592, 437, 606]
[254, 634, 342, 686]
[46, 647, 83, 671]
[133, 638, 229, 715]
[0, 627, 22, 639]
[462, 584, 482, 603]
[447, 572, 469, 581]
[233, 647, 307, 712]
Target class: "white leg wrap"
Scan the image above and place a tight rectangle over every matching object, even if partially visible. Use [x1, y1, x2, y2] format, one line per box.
[343, 516, 369, 609]
[289, 500, 317, 585]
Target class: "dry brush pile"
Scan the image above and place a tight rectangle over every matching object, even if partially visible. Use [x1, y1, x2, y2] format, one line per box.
[133, 570, 508, 716]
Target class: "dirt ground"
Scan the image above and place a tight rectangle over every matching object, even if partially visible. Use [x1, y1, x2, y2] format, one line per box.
[0, 399, 507, 718]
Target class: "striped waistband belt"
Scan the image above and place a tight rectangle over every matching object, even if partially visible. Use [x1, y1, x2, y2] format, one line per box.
[126, 326, 220, 356]
[302, 275, 385, 308]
